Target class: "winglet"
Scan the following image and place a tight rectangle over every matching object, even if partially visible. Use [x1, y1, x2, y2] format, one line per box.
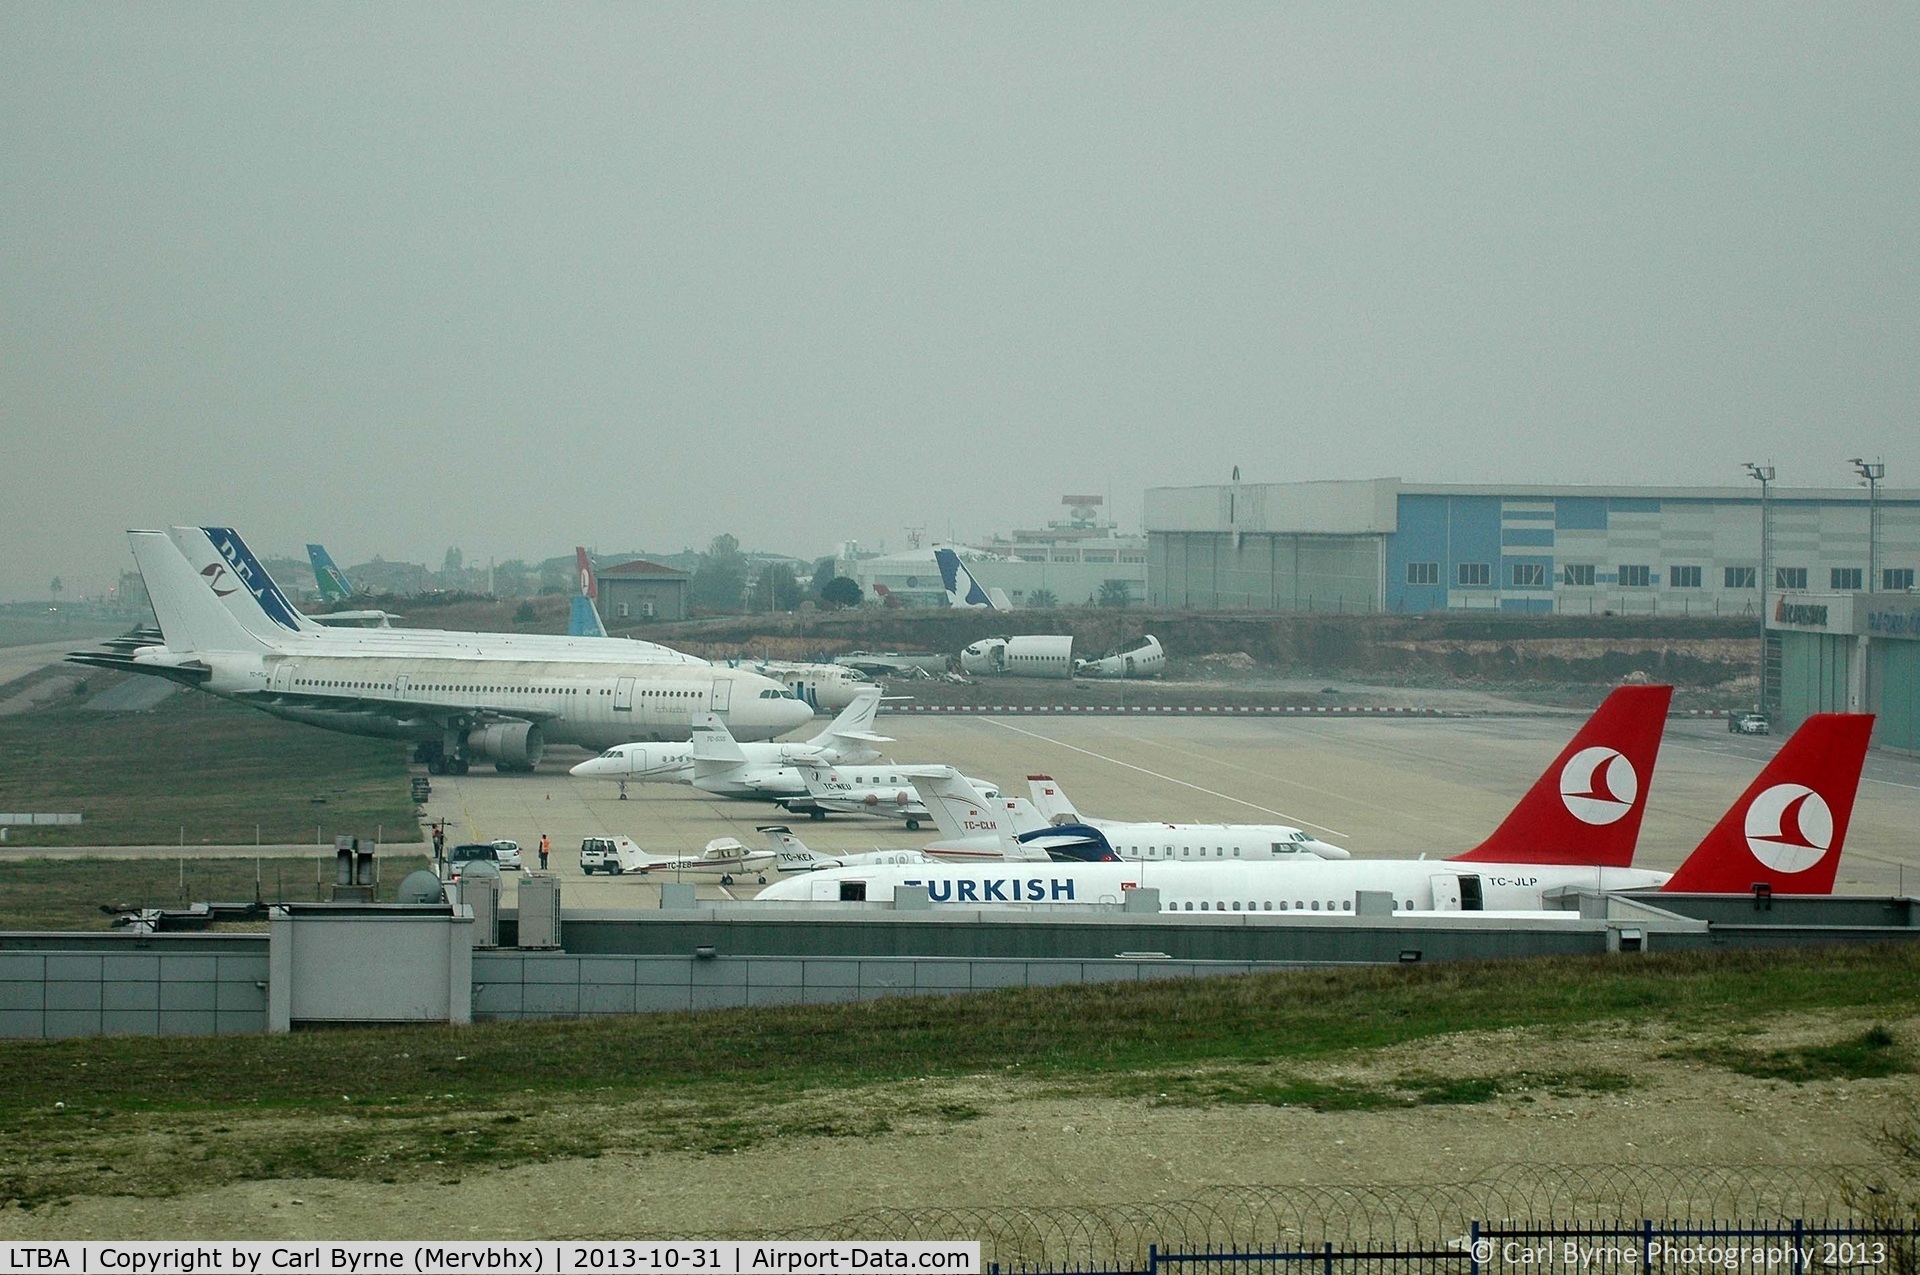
[1452, 684, 1671, 867]
[1661, 714, 1873, 895]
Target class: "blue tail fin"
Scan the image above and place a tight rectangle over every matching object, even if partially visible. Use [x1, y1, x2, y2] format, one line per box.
[306, 543, 355, 603]
[934, 548, 1000, 608]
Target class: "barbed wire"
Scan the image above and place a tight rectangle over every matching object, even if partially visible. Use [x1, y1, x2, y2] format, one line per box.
[571, 1163, 1919, 1268]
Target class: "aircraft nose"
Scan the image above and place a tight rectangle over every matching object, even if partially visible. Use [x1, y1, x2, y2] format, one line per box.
[774, 697, 815, 734]
[569, 758, 602, 777]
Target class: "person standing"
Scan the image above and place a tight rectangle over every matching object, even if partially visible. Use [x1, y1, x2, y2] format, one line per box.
[538, 833, 550, 870]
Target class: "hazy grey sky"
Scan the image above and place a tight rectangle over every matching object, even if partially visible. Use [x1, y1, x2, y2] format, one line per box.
[4, 4, 1917, 601]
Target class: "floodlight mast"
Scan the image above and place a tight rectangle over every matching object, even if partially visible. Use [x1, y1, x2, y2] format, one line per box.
[1744, 462, 1774, 715]
[1850, 458, 1884, 593]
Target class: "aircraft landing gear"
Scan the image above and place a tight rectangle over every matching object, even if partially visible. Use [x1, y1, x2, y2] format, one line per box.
[720, 873, 735, 885]
[617, 781, 628, 800]
[905, 819, 920, 831]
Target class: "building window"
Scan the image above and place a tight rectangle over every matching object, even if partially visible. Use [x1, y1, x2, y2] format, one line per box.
[616, 602, 630, 618]
[1725, 566, 1756, 589]
[1457, 562, 1491, 587]
[1564, 564, 1596, 587]
[1510, 563, 1546, 588]
[1619, 565, 1652, 588]
[1776, 566, 1808, 590]
[1407, 561, 1440, 585]
[1831, 568, 1863, 591]
[1887, 568, 1916, 591]
[1670, 566, 1703, 589]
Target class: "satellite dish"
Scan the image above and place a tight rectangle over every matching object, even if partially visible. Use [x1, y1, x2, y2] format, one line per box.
[396, 870, 446, 904]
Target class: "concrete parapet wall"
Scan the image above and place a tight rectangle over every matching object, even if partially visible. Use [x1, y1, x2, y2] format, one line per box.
[0, 947, 268, 1038]
[471, 952, 1308, 1020]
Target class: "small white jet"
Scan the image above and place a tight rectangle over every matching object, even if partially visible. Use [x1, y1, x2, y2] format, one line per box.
[773, 763, 996, 830]
[935, 548, 1013, 609]
[571, 687, 892, 797]
[759, 825, 942, 873]
[1026, 775, 1350, 861]
[581, 834, 775, 883]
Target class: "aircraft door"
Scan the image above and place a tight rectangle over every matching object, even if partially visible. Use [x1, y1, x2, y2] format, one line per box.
[710, 679, 732, 713]
[837, 880, 867, 902]
[1429, 874, 1463, 911]
[614, 677, 635, 712]
[395, 674, 409, 697]
[271, 664, 297, 693]
[1458, 874, 1484, 911]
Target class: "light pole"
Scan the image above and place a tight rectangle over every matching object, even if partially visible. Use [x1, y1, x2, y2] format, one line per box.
[1745, 462, 1774, 714]
[1850, 457, 1884, 592]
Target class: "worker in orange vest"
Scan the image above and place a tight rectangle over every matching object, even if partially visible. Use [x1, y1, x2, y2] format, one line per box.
[538, 833, 550, 870]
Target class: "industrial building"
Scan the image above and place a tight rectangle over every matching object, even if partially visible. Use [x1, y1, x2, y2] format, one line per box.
[1147, 478, 1920, 616]
[595, 557, 691, 624]
[841, 497, 1148, 608]
[1771, 591, 1920, 753]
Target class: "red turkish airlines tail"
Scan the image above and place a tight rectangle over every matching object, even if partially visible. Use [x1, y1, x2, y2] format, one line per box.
[1452, 684, 1672, 868]
[1661, 713, 1873, 895]
[574, 547, 598, 599]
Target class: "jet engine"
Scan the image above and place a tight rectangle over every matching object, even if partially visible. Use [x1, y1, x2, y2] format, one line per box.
[467, 721, 546, 770]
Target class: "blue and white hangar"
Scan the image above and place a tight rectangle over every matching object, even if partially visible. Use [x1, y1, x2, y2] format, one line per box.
[1146, 477, 1920, 617]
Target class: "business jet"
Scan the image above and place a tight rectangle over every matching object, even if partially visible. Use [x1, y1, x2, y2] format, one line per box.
[1026, 775, 1351, 861]
[758, 712, 1873, 909]
[570, 689, 892, 795]
[935, 547, 1014, 609]
[759, 826, 943, 873]
[171, 527, 708, 667]
[69, 532, 815, 774]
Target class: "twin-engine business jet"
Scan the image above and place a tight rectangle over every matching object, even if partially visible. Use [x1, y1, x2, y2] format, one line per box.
[760, 703, 1876, 909]
[69, 532, 814, 773]
[569, 689, 892, 793]
[1026, 774, 1350, 861]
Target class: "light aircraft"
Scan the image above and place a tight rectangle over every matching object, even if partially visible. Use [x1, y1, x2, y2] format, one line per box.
[758, 712, 1874, 909]
[1073, 634, 1166, 679]
[71, 532, 815, 774]
[935, 547, 1013, 609]
[170, 527, 708, 666]
[1026, 774, 1351, 861]
[959, 635, 1075, 678]
[584, 834, 775, 883]
[570, 689, 892, 796]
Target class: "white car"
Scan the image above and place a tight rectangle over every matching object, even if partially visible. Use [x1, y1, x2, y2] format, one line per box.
[489, 839, 524, 870]
[1729, 712, 1771, 736]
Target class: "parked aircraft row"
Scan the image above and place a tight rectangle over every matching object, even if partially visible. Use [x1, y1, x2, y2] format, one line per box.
[756, 689, 1877, 912]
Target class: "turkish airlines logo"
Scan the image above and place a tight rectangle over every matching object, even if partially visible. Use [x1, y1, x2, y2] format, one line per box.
[1559, 747, 1638, 825]
[199, 563, 237, 597]
[1744, 784, 1833, 873]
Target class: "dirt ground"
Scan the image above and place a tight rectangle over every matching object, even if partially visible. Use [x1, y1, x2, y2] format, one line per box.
[2, 1010, 1914, 1243]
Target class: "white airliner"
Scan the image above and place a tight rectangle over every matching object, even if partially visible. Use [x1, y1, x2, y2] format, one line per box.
[70, 532, 815, 774]
[935, 548, 1013, 609]
[758, 711, 1875, 910]
[169, 527, 708, 667]
[1026, 775, 1350, 861]
[569, 689, 892, 796]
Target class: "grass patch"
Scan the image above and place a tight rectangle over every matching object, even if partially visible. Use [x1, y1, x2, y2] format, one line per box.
[0, 855, 434, 930]
[1678, 1024, 1909, 1083]
[0, 945, 1913, 1204]
[0, 696, 420, 846]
